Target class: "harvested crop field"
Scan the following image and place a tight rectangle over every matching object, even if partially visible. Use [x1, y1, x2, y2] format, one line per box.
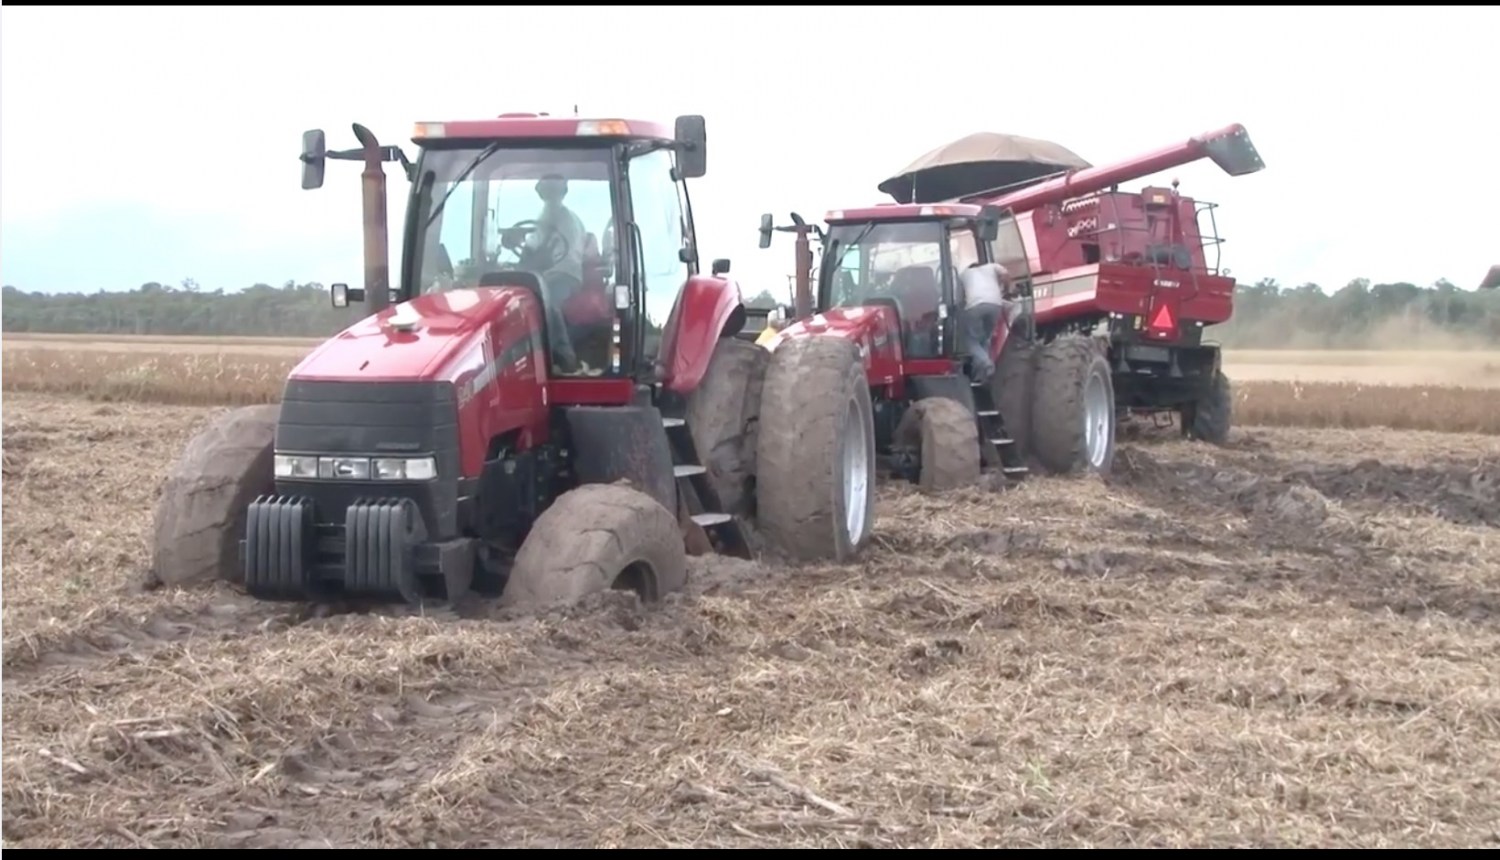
[7, 337, 1500, 434]
[3, 392, 1499, 848]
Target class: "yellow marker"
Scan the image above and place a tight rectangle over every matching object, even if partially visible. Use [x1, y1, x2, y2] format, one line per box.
[755, 326, 778, 348]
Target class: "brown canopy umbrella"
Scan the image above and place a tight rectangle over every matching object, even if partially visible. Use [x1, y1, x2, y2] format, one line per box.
[877, 131, 1092, 204]
[1479, 264, 1500, 290]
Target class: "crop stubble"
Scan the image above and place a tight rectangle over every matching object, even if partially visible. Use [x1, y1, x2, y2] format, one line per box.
[2, 392, 1498, 848]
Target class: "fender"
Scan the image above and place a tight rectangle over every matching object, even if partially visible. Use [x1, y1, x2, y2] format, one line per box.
[766, 305, 904, 386]
[989, 315, 1012, 363]
[657, 274, 745, 394]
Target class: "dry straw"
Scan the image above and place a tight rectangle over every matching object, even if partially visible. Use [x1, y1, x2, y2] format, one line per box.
[3, 391, 1498, 847]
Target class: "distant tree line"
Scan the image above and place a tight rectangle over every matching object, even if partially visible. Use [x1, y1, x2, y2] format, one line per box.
[2, 277, 1496, 348]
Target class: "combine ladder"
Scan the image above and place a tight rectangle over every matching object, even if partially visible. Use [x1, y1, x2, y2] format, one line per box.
[970, 376, 1030, 484]
[660, 411, 754, 559]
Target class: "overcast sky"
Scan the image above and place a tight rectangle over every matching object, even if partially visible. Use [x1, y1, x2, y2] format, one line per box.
[2, 6, 1496, 298]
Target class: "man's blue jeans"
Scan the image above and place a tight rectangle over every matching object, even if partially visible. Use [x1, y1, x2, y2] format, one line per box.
[961, 301, 1005, 384]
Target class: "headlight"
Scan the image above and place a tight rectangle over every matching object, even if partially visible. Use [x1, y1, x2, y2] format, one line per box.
[372, 457, 437, 481]
[318, 456, 371, 480]
[273, 453, 438, 481]
[274, 454, 319, 479]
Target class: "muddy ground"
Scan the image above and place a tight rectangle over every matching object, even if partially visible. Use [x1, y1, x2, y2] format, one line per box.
[3, 393, 1498, 848]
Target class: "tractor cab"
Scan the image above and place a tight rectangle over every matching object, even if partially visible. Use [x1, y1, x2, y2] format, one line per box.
[301, 114, 710, 386]
[793, 203, 1031, 370]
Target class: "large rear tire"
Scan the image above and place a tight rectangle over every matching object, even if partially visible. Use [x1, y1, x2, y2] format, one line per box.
[499, 483, 687, 611]
[991, 334, 1036, 463]
[1031, 335, 1116, 476]
[755, 337, 876, 563]
[684, 338, 769, 517]
[1187, 370, 1233, 445]
[149, 404, 279, 588]
[894, 397, 981, 492]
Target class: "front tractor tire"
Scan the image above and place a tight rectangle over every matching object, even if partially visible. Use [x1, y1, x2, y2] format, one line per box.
[755, 336, 877, 563]
[1030, 335, 1117, 476]
[149, 404, 279, 588]
[499, 483, 688, 612]
[894, 397, 982, 492]
[1185, 369, 1233, 445]
[684, 338, 769, 517]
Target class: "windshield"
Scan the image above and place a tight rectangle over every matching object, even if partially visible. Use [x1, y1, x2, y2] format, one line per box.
[409, 143, 621, 376]
[822, 220, 947, 358]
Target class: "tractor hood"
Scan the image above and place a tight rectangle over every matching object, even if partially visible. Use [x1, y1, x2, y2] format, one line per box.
[289, 288, 535, 382]
[763, 304, 898, 357]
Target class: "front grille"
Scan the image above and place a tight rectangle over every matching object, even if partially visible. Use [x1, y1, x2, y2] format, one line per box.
[275, 380, 462, 536]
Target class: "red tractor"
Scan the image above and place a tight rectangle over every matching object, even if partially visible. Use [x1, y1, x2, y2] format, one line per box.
[149, 112, 868, 608]
[757, 124, 1264, 492]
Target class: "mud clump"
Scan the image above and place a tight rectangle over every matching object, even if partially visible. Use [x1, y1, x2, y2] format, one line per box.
[1118, 452, 1331, 521]
[1253, 483, 1331, 526]
[1286, 458, 1500, 527]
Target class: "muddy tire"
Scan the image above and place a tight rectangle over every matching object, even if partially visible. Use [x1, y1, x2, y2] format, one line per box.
[1031, 335, 1116, 476]
[1187, 370, 1233, 445]
[991, 335, 1036, 462]
[149, 404, 279, 588]
[755, 336, 876, 562]
[684, 337, 769, 517]
[894, 397, 981, 492]
[500, 483, 687, 611]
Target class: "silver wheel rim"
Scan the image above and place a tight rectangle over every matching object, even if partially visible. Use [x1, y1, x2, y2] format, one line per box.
[1083, 370, 1112, 470]
[842, 397, 870, 544]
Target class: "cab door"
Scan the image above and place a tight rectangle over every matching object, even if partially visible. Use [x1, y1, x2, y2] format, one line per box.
[983, 211, 1036, 347]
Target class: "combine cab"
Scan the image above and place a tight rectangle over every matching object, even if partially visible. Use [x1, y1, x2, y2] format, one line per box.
[149, 112, 874, 607]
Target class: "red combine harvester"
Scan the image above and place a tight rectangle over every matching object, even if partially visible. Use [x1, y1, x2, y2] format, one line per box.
[758, 124, 1264, 490]
[149, 112, 871, 607]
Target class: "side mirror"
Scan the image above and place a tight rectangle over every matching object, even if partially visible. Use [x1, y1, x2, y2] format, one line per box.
[767, 303, 795, 329]
[331, 282, 366, 308]
[711, 258, 731, 277]
[674, 114, 707, 179]
[758, 213, 774, 249]
[977, 204, 1003, 243]
[300, 129, 328, 191]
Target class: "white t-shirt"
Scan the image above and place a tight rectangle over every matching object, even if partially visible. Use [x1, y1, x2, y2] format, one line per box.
[959, 262, 1007, 308]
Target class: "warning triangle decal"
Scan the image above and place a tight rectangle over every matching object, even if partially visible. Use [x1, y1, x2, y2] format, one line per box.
[1149, 303, 1175, 330]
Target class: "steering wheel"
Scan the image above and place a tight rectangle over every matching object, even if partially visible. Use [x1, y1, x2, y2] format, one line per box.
[498, 218, 571, 272]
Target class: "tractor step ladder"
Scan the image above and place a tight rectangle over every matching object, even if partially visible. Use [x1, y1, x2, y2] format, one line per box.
[970, 377, 1029, 482]
[661, 415, 753, 558]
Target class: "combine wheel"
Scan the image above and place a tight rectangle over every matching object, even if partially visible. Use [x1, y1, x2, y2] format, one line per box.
[894, 397, 981, 492]
[499, 483, 687, 611]
[755, 337, 876, 562]
[1030, 335, 1116, 476]
[1185, 370, 1233, 445]
[149, 404, 279, 588]
[684, 337, 769, 516]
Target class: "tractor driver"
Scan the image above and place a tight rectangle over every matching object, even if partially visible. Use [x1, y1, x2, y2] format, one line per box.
[500, 173, 588, 372]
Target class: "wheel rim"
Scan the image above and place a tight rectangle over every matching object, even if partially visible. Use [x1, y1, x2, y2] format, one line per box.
[1083, 370, 1112, 470]
[842, 396, 870, 545]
